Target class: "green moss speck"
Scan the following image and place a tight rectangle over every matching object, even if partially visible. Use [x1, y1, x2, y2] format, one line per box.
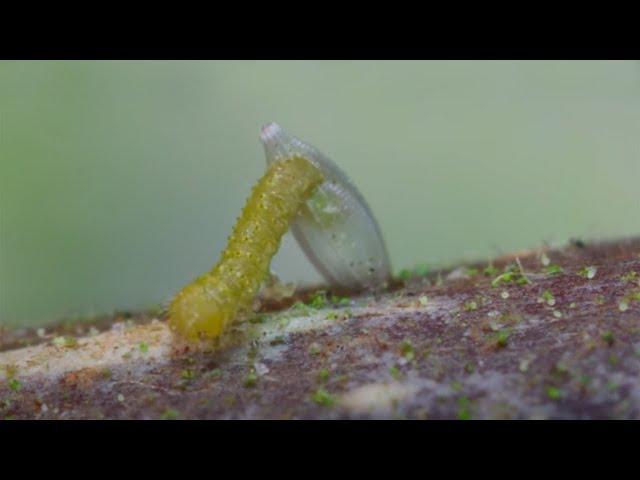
[389, 366, 402, 380]
[495, 329, 510, 348]
[290, 301, 311, 316]
[138, 342, 149, 354]
[463, 300, 478, 311]
[330, 294, 351, 307]
[398, 269, 412, 281]
[160, 408, 180, 420]
[457, 396, 471, 420]
[491, 262, 530, 287]
[578, 266, 597, 279]
[311, 388, 336, 407]
[466, 267, 480, 277]
[400, 340, 415, 361]
[414, 264, 429, 277]
[602, 331, 614, 346]
[483, 265, 499, 277]
[249, 314, 268, 324]
[318, 369, 330, 383]
[243, 371, 258, 388]
[52, 336, 78, 348]
[308, 290, 328, 309]
[546, 386, 562, 400]
[8, 378, 21, 392]
[545, 264, 564, 276]
[397, 264, 429, 281]
[541, 290, 555, 306]
[204, 368, 222, 379]
[622, 291, 640, 307]
[620, 271, 638, 283]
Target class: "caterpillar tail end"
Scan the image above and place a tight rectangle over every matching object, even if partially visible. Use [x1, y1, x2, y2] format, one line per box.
[168, 277, 230, 342]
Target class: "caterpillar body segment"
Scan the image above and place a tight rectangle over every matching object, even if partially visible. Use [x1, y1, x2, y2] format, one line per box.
[169, 156, 324, 341]
[260, 123, 392, 291]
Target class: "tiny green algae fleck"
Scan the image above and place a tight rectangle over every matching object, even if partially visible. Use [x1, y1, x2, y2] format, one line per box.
[463, 300, 478, 311]
[308, 290, 328, 309]
[483, 265, 499, 277]
[243, 371, 258, 388]
[578, 265, 597, 280]
[317, 369, 330, 383]
[546, 387, 563, 400]
[541, 290, 556, 306]
[457, 396, 472, 420]
[160, 408, 180, 420]
[620, 271, 638, 283]
[400, 340, 415, 361]
[308, 343, 322, 356]
[205, 368, 222, 379]
[601, 331, 615, 346]
[7, 378, 22, 392]
[311, 388, 336, 407]
[491, 262, 530, 287]
[465, 267, 480, 277]
[545, 264, 564, 276]
[389, 366, 402, 380]
[495, 330, 510, 348]
[52, 336, 79, 348]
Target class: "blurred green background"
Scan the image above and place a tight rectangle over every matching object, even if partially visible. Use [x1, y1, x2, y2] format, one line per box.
[1, 60, 639, 327]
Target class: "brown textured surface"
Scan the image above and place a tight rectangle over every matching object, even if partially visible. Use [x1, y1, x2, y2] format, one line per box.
[2, 238, 640, 419]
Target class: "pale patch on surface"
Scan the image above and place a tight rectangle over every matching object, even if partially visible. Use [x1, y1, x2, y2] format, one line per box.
[0, 320, 171, 381]
[0, 293, 444, 385]
[339, 382, 419, 414]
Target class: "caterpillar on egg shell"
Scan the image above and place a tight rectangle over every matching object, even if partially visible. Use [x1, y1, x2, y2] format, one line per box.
[169, 123, 392, 342]
[169, 155, 324, 341]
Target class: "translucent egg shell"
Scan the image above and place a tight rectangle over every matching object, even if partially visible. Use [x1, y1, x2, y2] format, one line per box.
[260, 123, 392, 291]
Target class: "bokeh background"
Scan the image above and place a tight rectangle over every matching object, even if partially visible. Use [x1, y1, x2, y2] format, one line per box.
[1, 60, 639, 327]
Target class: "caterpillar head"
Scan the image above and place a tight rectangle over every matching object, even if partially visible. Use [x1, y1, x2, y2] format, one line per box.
[168, 275, 232, 341]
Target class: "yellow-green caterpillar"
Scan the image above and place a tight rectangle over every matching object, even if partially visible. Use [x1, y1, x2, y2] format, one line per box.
[169, 155, 324, 341]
